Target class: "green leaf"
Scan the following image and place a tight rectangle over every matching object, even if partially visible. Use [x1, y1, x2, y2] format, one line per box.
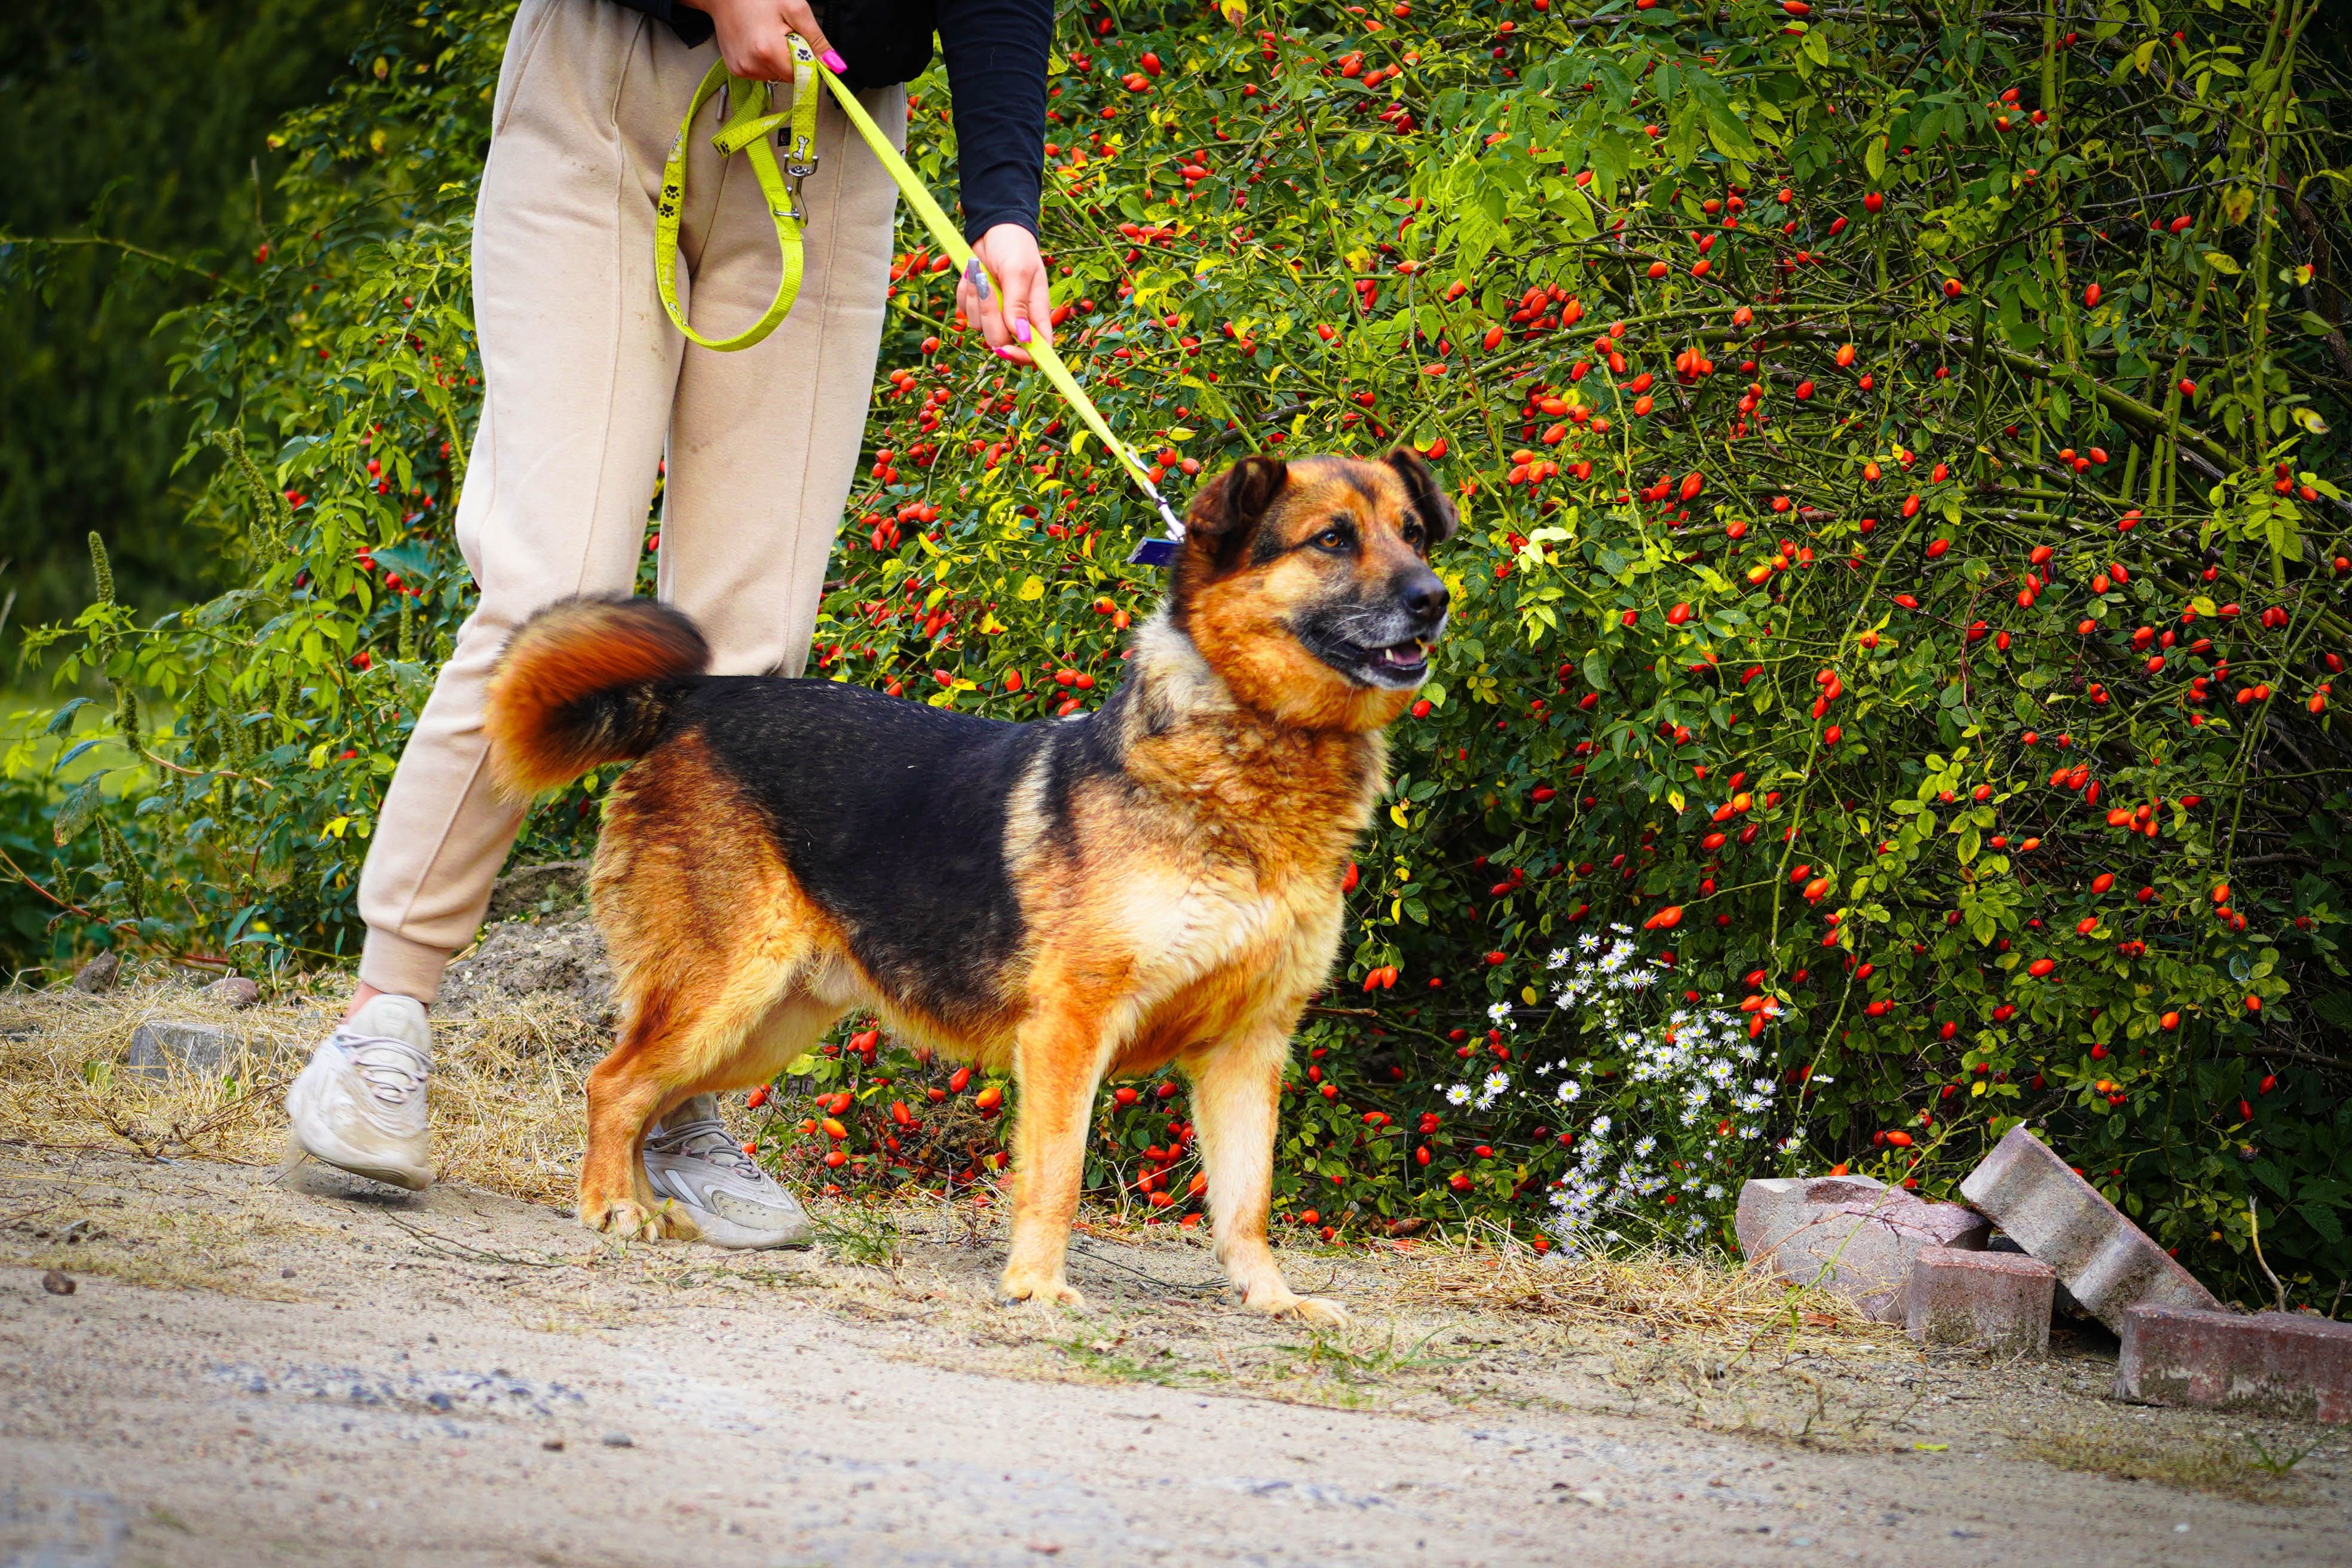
[53, 738, 104, 776]
[44, 697, 94, 736]
[1684, 66, 1760, 161]
[53, 774, 109, 846]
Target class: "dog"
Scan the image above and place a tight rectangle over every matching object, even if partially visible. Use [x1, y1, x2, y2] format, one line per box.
[480, 449, 1453, 1321]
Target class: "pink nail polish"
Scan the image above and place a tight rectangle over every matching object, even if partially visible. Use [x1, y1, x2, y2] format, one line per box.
[822, 49, 849, 73]
[1013, 318, 1033, 344]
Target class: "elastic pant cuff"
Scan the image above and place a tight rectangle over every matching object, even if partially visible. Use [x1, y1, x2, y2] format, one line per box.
[357, 927, 458, 1006]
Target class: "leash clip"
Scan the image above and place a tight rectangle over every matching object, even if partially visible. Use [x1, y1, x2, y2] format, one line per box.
[779, 132, 819, 220]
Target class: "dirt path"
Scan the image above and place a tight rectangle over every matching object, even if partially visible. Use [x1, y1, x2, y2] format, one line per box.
[2, 1146, 2345, 1568]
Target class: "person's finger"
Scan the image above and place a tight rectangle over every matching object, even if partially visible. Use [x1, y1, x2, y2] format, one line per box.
[961, 256, 1019, 360]
[990, 258, 1047, 367]
[1019, 264, 1054, 352]
[776, 0, 843, 74]
[722, 27, 794, 82]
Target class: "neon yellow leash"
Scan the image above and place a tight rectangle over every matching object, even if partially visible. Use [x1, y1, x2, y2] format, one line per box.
[653, 34, 822, 352]
[658, 38, 1187, 563]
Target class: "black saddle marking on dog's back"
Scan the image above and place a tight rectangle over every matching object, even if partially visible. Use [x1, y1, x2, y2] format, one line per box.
[673, 678, 1042, 1024]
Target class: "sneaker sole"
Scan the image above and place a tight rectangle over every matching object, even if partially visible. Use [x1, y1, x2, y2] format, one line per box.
[669, 1203, 813, 1250]
[288, 1128, 433, 1192]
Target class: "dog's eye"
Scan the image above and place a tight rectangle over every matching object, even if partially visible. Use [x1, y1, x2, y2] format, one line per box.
[1401, 520, 1425, 547]
[1315, 525, 1352, 552]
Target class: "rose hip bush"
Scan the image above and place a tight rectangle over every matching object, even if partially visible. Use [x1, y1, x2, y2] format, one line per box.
[10, 0, 2351, 1304]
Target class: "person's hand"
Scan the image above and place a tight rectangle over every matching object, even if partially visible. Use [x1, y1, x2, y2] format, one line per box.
[959, 224, 1054, 366]
[679, 0, 847, 83]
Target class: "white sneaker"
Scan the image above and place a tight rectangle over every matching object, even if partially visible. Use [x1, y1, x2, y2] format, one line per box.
[284, 994, 434, 1190]
[643, 1096, 813, 1248]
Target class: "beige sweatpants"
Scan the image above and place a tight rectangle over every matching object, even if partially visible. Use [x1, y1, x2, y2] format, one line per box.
[357, 0, 905, 1001]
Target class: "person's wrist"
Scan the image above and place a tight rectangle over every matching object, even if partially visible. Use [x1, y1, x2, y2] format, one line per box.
[970, 218, 1040, 246]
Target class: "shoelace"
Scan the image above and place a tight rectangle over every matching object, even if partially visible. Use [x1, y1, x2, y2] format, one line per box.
[333, 1033, 430, 1107]
[650, 1117, 761, 1178]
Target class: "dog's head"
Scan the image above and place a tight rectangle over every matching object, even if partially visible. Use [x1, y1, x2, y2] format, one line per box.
[1170, 449, 1456, 731]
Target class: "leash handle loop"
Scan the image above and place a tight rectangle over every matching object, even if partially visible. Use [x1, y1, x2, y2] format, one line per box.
[654, 35, 822, 351]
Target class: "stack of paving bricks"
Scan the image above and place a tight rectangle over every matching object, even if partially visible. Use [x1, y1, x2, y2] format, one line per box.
[1964, 1126, 2348, 1421]
[1736, 1128, 2350, 1422]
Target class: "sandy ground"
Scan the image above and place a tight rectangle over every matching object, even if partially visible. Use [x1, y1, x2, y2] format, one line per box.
[1, 1146, 2346, 1567]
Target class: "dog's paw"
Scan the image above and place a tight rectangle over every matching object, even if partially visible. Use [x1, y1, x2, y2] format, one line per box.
[1242, 1287, 1351, 1328]
[1285, 1295, 1351, 1328]
[578, 1196, 694, 1242]
[996, 1270, 1086, 1310]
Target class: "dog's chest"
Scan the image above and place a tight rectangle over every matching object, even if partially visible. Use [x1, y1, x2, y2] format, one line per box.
[1110, 843, 1340, 999]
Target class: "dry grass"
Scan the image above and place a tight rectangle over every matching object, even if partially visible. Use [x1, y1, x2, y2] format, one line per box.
[1391, 1218, 1889, 1344]
[0, 975, 604, 1206]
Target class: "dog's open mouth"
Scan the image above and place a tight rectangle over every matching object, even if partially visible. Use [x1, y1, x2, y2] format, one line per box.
[1375, 639, 1429, 675]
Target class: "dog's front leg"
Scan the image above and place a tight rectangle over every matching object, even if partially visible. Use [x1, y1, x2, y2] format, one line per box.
[1187, 1025, 1349, 1327]
[997, 1007, 1110, 1309]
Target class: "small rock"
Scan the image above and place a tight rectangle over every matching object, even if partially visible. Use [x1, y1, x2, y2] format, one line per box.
[201, 976, 263, 1009]
[542, 1438, 566, 1451]
[41, 1269, 75, 1296]
[72, 952, 122, 994]
[1572, 1488, 1607, 1507]
[601, 1432, 633, 1448]
[124, 1021, 232, 1079]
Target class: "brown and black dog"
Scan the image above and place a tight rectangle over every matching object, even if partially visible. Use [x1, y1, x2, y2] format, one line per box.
[481, 450, 1453, 1321]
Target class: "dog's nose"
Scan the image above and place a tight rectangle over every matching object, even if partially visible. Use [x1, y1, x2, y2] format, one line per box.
[1398, 569, 1449, 626]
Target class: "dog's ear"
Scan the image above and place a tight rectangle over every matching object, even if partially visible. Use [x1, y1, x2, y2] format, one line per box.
[1186, 454, 1291, 548]
[1383, 446, 1457, 548]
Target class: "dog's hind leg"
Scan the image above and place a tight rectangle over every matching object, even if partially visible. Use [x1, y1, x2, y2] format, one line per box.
[999, 1001, 1115, 1309]
[580, 956, 808, 1243]
[1186, 1024, 1349, 1327]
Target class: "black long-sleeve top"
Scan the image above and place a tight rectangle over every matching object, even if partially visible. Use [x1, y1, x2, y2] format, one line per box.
[604, 0, 1051, 240]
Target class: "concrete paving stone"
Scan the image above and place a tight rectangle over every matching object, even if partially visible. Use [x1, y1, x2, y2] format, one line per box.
[2116, 1303, 2352, 1423]
[1906, 1244, 2055, 1355]
[123, 1020, 232, 1078]
[1958, 1127, 2220, 1331]
[1737, 1175, 1989, 1322]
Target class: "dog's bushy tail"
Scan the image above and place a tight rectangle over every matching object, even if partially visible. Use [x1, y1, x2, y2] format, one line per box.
[483, 596, 710, 797]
